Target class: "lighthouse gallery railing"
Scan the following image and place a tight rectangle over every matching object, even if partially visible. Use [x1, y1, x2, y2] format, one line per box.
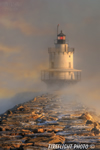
[41, 70, 81, 81]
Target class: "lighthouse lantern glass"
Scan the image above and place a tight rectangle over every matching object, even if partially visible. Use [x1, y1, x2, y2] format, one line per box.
[58, 36, 60, 40]
[58, 36, 65, 40]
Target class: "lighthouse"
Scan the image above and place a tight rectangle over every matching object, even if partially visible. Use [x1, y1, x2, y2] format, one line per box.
[41, 25, 82, 86]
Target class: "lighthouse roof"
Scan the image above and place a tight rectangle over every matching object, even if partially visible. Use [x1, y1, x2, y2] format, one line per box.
[58, 30, 66, 36]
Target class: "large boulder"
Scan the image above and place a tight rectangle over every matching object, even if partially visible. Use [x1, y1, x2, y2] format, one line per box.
[91, 122, 100, 135]
[48, 135, 65, 144]
[34, 97, 37, 101]
[26, 134, 65, 144]
[91, 127, 100, 135]
[7, 110, 13, 115]
[17, 105, 25, 111]
[0, 127, 5, 131]
[34, 142, 48, 147]
[79, 112, 93, 120]
[86, 120, 94, 125]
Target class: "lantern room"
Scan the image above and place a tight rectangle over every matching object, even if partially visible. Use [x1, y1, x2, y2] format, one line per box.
[57, 30, 66, 44]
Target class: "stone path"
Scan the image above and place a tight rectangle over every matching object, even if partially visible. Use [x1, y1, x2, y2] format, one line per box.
[0, 94, 100, 150]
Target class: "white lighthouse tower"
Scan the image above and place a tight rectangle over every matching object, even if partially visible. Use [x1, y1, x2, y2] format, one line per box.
[41, 25, 82, 86]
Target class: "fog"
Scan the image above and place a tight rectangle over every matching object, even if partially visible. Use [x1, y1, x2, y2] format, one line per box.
[0, 0, 100, 115]
[55, 79, 100, 116]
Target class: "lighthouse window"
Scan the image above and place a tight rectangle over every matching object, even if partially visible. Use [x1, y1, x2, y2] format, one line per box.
[51, 72, 54, 77]
[51, 62, 54, 68]
[69, 62, 71, 68]
[63, 36, 65, 40]
[50, 53, 52, 60]
[58, 36, 60, 40]
[58, 36, 65, 40]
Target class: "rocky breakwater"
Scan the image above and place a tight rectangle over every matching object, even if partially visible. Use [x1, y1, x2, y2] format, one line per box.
[0, 94, 100, 150]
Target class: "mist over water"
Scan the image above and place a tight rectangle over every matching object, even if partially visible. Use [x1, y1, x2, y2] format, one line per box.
[0, 85, 49, 114]
[0, 92, 38, 114]
[0, 76, 100, 123]
[0, 0, 100, 120]
[53, 78, 100, 117]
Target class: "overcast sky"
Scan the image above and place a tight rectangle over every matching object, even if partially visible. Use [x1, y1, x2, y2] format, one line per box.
[0, 0, 100, 112]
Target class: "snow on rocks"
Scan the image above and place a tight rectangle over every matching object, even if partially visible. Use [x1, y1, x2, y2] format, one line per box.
[0, 94, 100, 149]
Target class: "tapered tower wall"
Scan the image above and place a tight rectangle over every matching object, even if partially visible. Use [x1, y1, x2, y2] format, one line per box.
[49, 44, 74, 68]
[49, 51, 73, 69]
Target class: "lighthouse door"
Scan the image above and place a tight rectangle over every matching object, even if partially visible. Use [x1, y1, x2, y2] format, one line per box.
[69, 62, 71, 68]
[51, 62, 54, 68]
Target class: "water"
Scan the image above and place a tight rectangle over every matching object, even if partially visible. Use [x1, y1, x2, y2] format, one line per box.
[0, 91, 43, 114]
